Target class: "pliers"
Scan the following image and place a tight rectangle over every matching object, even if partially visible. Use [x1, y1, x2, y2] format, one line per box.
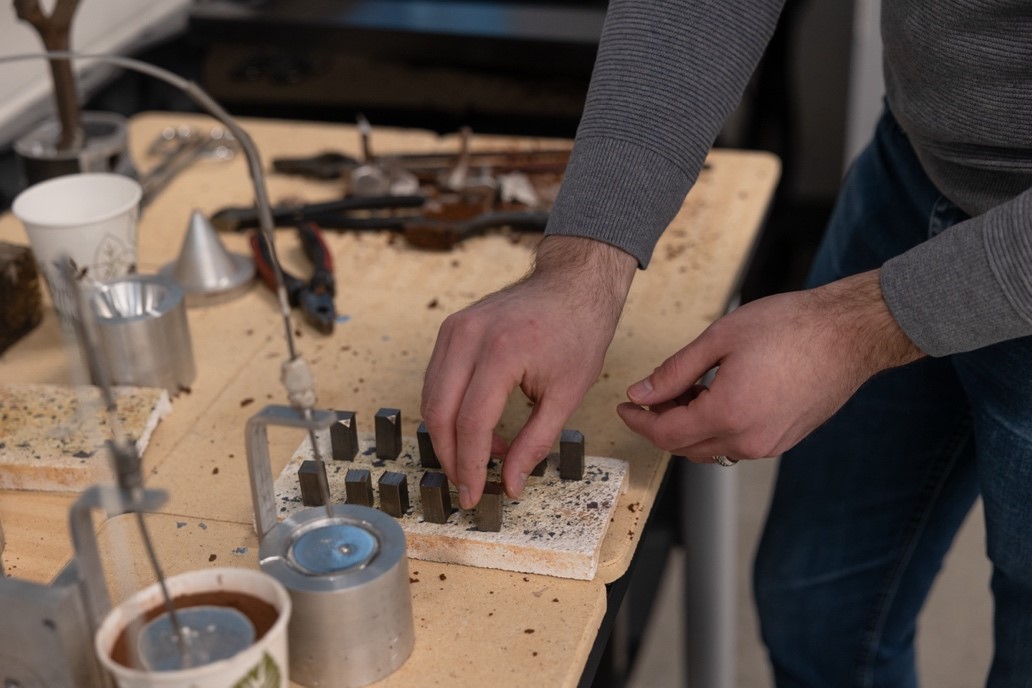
[250, 222, 337, 334]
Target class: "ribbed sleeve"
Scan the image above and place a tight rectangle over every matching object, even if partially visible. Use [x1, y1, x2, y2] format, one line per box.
[881, 189, 1032, 356]
[545, 0, 785, 267]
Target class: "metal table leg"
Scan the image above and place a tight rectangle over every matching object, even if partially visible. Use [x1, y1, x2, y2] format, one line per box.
[681, 459, 738, 688]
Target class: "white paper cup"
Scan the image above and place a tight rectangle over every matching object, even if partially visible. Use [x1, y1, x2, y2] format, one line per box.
[12, 173, 141, 318]
[95, 567, 292, 688]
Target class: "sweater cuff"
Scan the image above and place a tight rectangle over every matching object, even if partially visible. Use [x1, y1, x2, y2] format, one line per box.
[544, 136, 692, 269]
[881, 211, 1032, 356]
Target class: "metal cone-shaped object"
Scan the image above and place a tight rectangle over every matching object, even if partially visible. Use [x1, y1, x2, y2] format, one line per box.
[161, 210, 254, 306]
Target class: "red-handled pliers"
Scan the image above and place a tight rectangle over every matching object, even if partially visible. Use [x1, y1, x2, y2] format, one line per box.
[250, 222, 337, 334]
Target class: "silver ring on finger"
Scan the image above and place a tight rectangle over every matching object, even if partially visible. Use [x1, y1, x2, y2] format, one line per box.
[712, 454, 738, 468]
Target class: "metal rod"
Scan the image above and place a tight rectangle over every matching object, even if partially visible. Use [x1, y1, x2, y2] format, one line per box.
[61, 259, 188, 666]
[135, 511, 189, 667]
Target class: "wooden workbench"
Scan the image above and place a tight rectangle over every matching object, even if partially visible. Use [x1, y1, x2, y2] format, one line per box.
[0, 112, 778, 686]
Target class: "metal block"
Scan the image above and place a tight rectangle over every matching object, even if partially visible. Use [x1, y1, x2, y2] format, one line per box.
[331, 410, 359, 461]
[475, 481, 504, 532]
[530, 456, 547, 477]
[0, 564, 111, 687]
[419, 471, 452, 524]
[560, 429, 585, 481]
[417, 420, 440, 468]
[375, 407, 402, 460]
[345, 468, 374, 507]
[299, 460, 330, 506]
[378, 471, 410, 518]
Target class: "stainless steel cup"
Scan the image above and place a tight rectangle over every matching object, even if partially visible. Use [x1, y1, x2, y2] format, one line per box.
[14, 111, 137, 187]
[89, 274, 196, 393]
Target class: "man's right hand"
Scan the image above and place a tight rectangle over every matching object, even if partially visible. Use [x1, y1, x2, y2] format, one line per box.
[421, 235, 637, 508]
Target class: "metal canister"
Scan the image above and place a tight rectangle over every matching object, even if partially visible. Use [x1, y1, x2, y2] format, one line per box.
[89, 274, 196, 394]
[259, 504, 415, 688]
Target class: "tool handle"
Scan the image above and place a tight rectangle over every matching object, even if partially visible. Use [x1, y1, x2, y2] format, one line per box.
[297, 222, 335, 297]
[272, 152, 358, 180]
[213, 195, 426, 232]
[250, 232, 305, 305]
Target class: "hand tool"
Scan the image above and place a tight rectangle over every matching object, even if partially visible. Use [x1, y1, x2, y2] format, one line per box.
[140, 127, 238, 206]
[400, 209, 549, 250]
[251, 222, 337, 334]
[272, 151, 359, 180]
[272, 147, 572, 181]
[277, 207, 549, 250]
[211, 193, 425, 232]
[349, 114, 391, 196]
[15, 0, 82, 150]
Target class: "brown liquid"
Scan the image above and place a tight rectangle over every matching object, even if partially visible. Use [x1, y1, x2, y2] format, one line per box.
[109, 590, 279, 669]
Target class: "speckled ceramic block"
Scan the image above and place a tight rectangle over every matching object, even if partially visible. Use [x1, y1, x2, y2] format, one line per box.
[273, 430, 629, 580]
[0, 383, 171, 492]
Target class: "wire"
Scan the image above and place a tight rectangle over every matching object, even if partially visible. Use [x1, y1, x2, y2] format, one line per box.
[1, 50, 327, 467]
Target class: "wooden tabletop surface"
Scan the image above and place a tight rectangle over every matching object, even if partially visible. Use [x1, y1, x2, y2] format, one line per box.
[0, 111, 778, 686]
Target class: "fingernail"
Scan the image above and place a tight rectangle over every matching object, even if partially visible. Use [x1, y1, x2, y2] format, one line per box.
[458, 484, 472, 509]
[511, 472, 528, 498]
[628, 377, 654, 403]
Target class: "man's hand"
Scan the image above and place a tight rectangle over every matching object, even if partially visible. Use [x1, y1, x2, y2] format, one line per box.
[617, 269, 925, 461]
[422, 236, 637, 507]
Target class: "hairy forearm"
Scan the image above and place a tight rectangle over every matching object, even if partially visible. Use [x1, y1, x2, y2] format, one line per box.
[530, 235, 638, 317]
[810, 269, 926, 382]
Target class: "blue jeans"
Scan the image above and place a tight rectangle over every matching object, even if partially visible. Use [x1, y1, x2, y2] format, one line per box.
[753, 109, 1032, 688]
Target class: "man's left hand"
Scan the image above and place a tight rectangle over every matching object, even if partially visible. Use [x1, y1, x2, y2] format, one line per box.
[617, 269, 926, 462]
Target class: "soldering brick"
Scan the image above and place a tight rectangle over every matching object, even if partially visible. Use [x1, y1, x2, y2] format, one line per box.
[345, 468, 374, 507]
[375, 408, 402, 460]
[420, 471, 452, 524]
[330, 410, 359, 461]
[475, 481, 504, 532]
[417, 421, 440, 468]
[298, 460, 330, 506]
[378, 471, 410, 518]
[559, 429, 585, 481]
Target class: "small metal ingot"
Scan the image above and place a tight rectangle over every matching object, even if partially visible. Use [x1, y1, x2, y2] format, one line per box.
[417, 420, 440, 468]
[419, 471, 451, 524]
[331, 410, 359, 461]
[475, 481, 504, 532]
[298, 460, 330, 506]
[375, 407, 402, 460]
[378, 471, 409, 518]
[530, 456, 547, 477]
[560, 429, 585, 481]
[345, 468, 374, 507]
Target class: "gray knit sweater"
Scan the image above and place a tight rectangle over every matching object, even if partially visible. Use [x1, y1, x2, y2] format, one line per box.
[546, 0, 1032, 357]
